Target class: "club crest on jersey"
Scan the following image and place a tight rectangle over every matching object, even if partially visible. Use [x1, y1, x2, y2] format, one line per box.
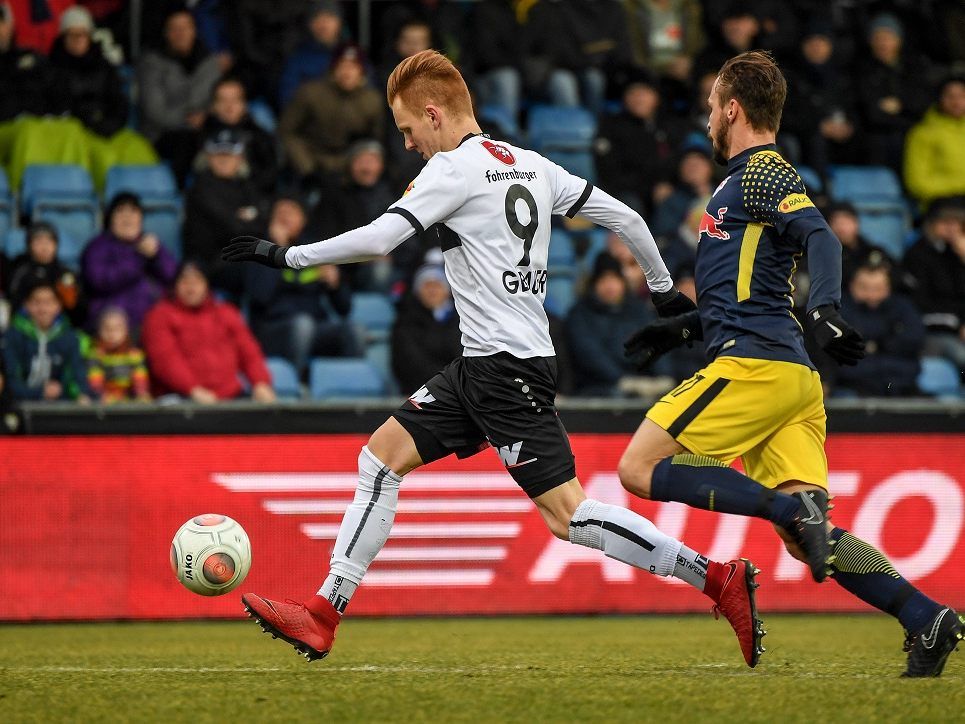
[482, 140, 516, 166]
[698, 206, 730, 240]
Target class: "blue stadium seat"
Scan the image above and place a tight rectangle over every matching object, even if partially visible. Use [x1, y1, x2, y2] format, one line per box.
[856, 204, 910, 259]
[544, 149, 596, 183]
[544, 273, 577, 318]
[0, 167, 14, 240]
[528, 105, 596, 151]
[266, 357, 302, 399]
[364, 340, 398, 396]
[248, 98, 277, 134]
[548, 228, 576, 270]
[350, 292, 396, 342]
[796, 165, 823, 195]
[4, 228, 25, 257]
[21, 164, 97, 215]
[309, 358, 387, 399]
[105, 165, 178, 201]
[827, 165, 902, 202]
[479, 104, 521, 143]
[21, 165, 99, 247]
[917, 357, 962, 398]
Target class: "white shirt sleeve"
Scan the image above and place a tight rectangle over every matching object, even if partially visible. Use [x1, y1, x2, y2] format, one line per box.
[546, 161, 673, 293]
[385, 153, 468, 234]
[284, 212, 415, 269]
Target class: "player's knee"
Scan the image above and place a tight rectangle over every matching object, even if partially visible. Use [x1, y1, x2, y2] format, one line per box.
[617, 454, 653, 499]
[545, 514, 571, 541]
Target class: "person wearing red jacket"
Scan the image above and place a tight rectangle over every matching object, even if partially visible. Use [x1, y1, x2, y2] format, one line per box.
[141, 260, 275, 403]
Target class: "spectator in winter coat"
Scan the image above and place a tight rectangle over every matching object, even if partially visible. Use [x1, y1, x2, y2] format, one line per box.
[470, 0, 524, 123]
[825, 202, 898, 287]
[142, 260, 275, 403]
[278, 0, 345, 109]
[137, 9, 221, 145]
[835, 260, 925, 397]
[652, 143, 716, 241]
[902, 201, 965, 373]
[692, 3, 759, 82]
[81, 192, 178, 332]
[391, 263, 461, 394]
[623, 0, 705, 83]
[904, 76, 965, 210]
[245, 196, 360, 378]
[856, 13, 934, 172]
[782, 20, 859, 171]
[279, 43, 384, 181]
[0, 3, 54, 121]
[5, 222, 85, 327]
[175, 76, 279, 193]
[47, 6, 126, 138]
[183, 129, 269, 297]
[593, 69, 685, 215]
[87, 306, 150, 403]
[566, 252, 655, 396]
[525, 0, 634, 112]
[2, 279, 89, 401]
[312, 140, 398, 293]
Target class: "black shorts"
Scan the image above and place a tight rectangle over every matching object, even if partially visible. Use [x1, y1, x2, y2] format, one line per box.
[393, 353, 576, 498]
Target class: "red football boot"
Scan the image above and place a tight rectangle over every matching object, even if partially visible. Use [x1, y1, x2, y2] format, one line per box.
[241, 593, 340, 661]
[704, 558, 766, 668]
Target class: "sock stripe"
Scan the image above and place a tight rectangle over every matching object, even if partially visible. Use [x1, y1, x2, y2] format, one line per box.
[667, 378, 730, 438]
[345, 466, 388, 558]
[571, 518, 656, 551]
[833, 532, 901, 578]
[671, 453, 728, 468]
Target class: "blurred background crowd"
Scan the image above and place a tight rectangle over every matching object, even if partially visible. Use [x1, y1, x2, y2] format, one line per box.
[0, 0, 962, 410]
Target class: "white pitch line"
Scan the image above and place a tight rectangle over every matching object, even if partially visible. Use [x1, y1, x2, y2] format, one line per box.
[14, 666, 284, 673]
[264, 498, 532, 514]
[301, 522, 520, 539]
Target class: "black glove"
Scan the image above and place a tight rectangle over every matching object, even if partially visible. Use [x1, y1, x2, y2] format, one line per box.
[221, 236, 290, 268]
[650, 288, 698, 318]
[624, 310, 703, 370]
[806, 304, 866, 366]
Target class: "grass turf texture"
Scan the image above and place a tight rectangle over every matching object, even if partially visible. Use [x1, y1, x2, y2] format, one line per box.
[2, 616, 963, 723]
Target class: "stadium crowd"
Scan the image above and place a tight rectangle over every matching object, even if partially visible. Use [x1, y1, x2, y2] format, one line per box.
[0, 0, 962, 408]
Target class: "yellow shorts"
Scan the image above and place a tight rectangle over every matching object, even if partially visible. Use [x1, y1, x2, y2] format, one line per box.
[646, 356, 828, 489]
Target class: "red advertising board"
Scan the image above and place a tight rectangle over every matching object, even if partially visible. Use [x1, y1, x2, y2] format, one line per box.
[1, 434, 963, 620]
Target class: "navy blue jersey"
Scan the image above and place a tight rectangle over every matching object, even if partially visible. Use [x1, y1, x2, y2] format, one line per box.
[695, 144, 842, 368]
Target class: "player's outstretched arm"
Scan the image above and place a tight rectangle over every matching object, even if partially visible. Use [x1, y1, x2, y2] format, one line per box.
[221, 213, 416, 270]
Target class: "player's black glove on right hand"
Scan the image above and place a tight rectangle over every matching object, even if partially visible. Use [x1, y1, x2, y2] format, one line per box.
[806, 304, 866, 366]
[624, 310, 703, 370]
[650, 288, 698, 318]
[221, 236, 290, 268]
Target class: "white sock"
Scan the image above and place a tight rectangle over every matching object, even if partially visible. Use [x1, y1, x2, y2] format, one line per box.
[317, 446, 401, 613]
[568, 498, 682, 579]
[673, 544, 709, 591]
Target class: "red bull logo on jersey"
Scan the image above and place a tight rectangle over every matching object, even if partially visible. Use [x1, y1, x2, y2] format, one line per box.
[699, 206, 730, 240]
[483, 140, 516, 166]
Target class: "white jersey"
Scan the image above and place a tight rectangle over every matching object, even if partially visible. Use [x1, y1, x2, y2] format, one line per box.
[286, 134, 673, 359]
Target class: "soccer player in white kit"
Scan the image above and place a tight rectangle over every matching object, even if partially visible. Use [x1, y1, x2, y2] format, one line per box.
[224, 50, 765, 667]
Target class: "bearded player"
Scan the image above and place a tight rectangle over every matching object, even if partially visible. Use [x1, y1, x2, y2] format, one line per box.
[218, 50, 818, 668]
[619, 50, 963, 678]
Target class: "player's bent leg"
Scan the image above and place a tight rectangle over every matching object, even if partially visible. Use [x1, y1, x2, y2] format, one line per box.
[243, 419, 424, 662]
[534, 478, 766, 667]
[617, 418, 684, 499]
[774, 480, 962, 677]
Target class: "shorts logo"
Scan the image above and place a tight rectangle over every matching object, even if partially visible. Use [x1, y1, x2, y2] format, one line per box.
[495, 441, 537, 469]
[778, 193, 814, 213]
[408, 385, 436, 409]
[482, 140, 516, 166]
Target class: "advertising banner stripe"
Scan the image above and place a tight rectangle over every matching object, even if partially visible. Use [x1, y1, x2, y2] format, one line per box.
[265, 499, 532, 514]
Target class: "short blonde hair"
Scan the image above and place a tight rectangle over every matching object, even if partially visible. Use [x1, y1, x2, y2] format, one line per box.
[386, 49, 473, 118]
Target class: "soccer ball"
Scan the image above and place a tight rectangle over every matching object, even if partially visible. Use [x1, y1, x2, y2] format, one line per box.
[171, 514, 251, 596]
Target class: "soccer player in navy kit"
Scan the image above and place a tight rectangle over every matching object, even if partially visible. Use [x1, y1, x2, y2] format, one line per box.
[222, 50, 774, 667]
[619, 51, 962, 677]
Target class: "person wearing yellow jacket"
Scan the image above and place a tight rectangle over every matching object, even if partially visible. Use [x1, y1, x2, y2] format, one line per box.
[904, 76, 965, 209]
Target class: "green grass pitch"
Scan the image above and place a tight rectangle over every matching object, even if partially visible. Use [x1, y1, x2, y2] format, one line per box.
[2, 616, 964, 722]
